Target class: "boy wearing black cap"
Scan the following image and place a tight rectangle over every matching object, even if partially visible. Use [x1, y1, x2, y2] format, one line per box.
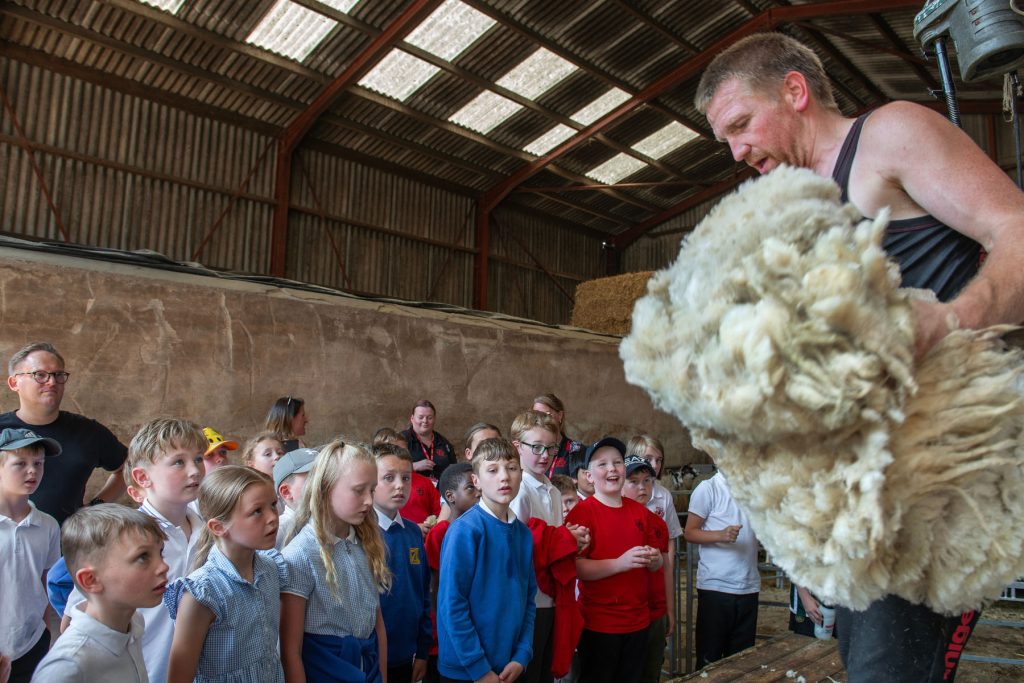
[0, 427, 62, 683]
[621, 455, 670, 683]
[565, 438, 663, 683]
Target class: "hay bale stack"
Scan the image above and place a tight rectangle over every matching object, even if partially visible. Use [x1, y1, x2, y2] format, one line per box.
[571, 271, 652, 335]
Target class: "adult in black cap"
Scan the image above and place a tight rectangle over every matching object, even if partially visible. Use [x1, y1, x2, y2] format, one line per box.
[1, 342, 127, 524]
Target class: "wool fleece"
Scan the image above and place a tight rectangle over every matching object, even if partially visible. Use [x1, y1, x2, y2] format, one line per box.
[621, 165, 1024, 615]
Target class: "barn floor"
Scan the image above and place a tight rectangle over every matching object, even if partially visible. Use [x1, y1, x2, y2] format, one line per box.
[667, 583, 1024, 682]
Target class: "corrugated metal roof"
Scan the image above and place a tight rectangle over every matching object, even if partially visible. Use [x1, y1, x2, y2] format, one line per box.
[3, 0, 1001, 244]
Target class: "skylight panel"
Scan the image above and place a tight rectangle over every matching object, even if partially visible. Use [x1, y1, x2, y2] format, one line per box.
[588, 153, 646, 185]
[449, 91, 523, 133]
[524, 124, 575, 156]
[497, 48, 578, 100]
[632, 121, 700, 159]
[358, 49, 440, 101]
[405, 0, 495, 61]
[246, 0, 359, 62]
[139, 0, 186, 11]
[571, 88, 630, 125]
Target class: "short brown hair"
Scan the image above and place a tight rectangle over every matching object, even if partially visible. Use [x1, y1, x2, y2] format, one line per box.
[532, 393, 565, 414]
[411, 399, 436, 414]
[471, 437, 519, 473]
[510, 410, 559, 443]
[551, 474, 576, 496]
[62, 504, 166, 590]
[371, 427, 404, 447]
[126, 418, 206, 486]
[372, 443, 413, 463]
[694, 32, 838, 114]
[8, 342, 65, 375]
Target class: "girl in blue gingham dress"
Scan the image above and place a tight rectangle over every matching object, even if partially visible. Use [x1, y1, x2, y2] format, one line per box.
[164, 466, 288, 682]
[280, 439, 392, 683]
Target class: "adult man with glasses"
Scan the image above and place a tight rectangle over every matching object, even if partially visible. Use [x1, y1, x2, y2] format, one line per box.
[1, 342, 127, 524]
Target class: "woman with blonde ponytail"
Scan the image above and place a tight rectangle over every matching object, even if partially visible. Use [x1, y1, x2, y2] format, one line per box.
[164, 465, 287, 682]
[280, 439, 391, 683]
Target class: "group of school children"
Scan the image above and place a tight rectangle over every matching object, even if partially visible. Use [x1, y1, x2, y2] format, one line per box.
[1, 388, 771, 683]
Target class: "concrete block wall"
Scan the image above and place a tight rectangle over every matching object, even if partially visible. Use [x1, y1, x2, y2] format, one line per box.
[0, 247, 705, 497]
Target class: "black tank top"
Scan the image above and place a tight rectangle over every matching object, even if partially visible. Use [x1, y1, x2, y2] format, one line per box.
[831, 113, 981, 302]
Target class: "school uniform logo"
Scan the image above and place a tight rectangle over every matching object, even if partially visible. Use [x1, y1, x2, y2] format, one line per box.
[409, 547, 421, 565]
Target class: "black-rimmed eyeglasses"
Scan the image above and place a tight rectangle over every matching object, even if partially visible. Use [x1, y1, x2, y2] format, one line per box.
[14, 370, 71, 384]
[520, 441, 558, 456]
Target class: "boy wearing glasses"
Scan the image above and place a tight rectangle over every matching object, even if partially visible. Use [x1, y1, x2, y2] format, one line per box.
[510, 410, 589, 683]
[1, 342, 127, 524]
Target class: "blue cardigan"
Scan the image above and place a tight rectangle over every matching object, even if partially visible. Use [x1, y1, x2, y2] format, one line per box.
[379, 514, 432, 666]
[437, 504, 536, 680]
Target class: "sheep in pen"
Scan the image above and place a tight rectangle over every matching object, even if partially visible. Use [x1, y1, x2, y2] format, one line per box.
[620, 165, 1024, 616]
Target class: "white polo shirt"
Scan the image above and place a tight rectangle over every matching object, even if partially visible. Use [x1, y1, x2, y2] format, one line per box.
[34, 602, 147, 681]
[688, 472, 760, 594]
[509, 470, 562, 608]
[648, 482, 683, 540]
[65, 500, 202, 683]
[0, 501, 59, 659]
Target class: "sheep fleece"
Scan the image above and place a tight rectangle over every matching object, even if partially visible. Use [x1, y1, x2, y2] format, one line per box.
[620, 165, 1024, 615]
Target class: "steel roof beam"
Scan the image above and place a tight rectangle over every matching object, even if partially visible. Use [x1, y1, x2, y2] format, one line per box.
[479, 0, 921, 214]
[866, 13, 941, 93]
[610, 169, 756, 250]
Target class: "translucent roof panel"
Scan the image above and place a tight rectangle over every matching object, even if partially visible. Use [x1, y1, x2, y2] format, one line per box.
[571, 87, 631, 125]
[358, 49, 440, 101]
[139, 0, 186, 11]
[632, 121, 700, 159]
[449, 91, 523, 134]
[405, 0, 496, 61]
[524, 124, 575, 156]
[587, 153, 647, 185]
[497, 48, 578, 100]
[245, 0, 359, 62]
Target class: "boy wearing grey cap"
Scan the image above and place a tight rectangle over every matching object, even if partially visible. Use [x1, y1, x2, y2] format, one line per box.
[0, 428, 62, 683]
[273, 447, 317, 549]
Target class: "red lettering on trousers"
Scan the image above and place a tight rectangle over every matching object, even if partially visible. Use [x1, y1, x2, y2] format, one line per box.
[943, 611, 977, 680]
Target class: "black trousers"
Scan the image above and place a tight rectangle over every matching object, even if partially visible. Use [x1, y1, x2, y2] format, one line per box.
[836, 595, 981, 682]
[576, 626, 649, 683]
[522, 606, 554, 683]
[694, 589, 758, 669]
[388, 662, 413, 683]
[424, 655, 440, 683]
[10, 631, 49, 683]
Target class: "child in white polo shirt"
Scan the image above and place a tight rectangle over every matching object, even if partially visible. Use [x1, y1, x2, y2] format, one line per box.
[63, 418, 207, 683]
[684, 469, 760, 668]
[33, 504, 169, 681]
[0, 428, 61, 683]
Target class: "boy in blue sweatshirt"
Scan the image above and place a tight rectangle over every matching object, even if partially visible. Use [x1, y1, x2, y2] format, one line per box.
[438, 437, 536, 683]
[373, 443, 432, 683]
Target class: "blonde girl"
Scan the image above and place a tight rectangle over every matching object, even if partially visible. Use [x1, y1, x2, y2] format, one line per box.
[281, 439, 391, 683]
[165, 466, 286, 683]
[243, 431, 285, 477]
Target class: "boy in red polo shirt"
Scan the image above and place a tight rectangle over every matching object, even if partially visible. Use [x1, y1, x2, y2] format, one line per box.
[621, 454, 670, 683]
[565, 438, 663, 683]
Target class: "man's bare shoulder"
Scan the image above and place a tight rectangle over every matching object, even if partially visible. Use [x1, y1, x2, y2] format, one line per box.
[859, 101, 956, 154]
